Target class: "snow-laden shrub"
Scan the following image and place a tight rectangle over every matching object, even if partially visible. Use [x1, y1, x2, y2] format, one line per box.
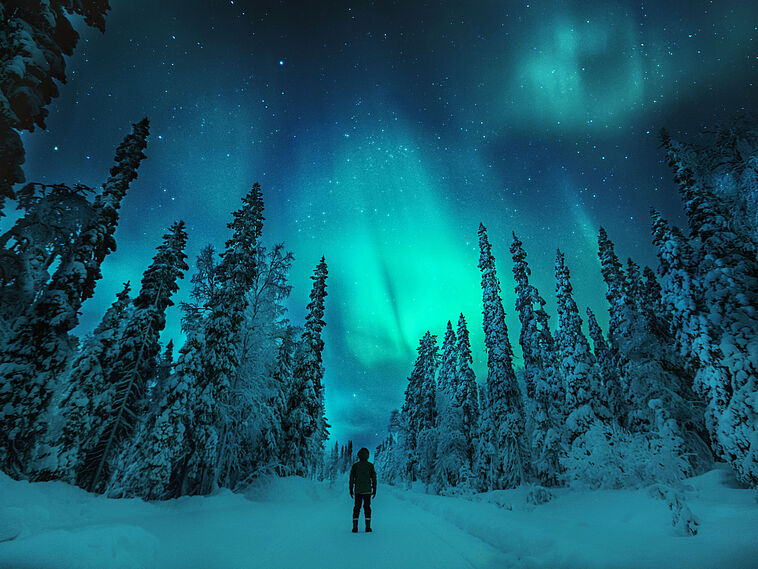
[562, 422, 690, 489]
[526, 486, 552, 506]
[649, 485, 699, 536]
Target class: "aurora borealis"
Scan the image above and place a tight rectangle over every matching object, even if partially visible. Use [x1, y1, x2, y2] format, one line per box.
[11, 0, 758, 449]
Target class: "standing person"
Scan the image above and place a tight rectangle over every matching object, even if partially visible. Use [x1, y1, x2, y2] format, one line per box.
[349, 447, 377, 533]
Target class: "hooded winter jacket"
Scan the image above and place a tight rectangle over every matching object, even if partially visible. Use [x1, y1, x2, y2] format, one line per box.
[349, 448, 377, 495]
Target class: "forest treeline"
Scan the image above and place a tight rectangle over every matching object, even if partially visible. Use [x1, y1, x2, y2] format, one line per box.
[0, 117, 331, 499]
[375, 124, 758, 496]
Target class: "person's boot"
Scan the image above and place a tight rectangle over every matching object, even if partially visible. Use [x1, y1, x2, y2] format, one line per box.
[365, 518, 372, 533]
[352, 519, 358, 533]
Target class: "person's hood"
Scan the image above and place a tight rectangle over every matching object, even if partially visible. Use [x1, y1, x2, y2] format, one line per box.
[357, 447, 370, 461]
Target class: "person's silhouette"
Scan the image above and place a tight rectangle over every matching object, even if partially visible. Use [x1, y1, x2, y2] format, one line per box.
[349, 447, 377, 533]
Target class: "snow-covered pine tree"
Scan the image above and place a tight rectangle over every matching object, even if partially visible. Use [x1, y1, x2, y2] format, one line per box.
[510, 232, 554, 399]
[599, 222, 708, 478]
[454, 314, 479, 476]
[565, 247, 697, 490]
[78, 220, 188, 492]
[586, 307, 623, 423]
[374, 409, 405, 484]
[0, 183, 95, 328]
[398, 331, 439, 483]
[0, 120, 149, 476]
[554, 250, 601, 442]
[596, 229, 652, 431]
[670, 158, 758, 484]
[326, 440, 340, 481]
[281, 257, 329, 477]
[82, 118, 150, 299]
[640, 266, 667, 339]
[511, 232, 564, 486]
[342, 440, 354, 473]
[179, 244, 221, 337]
[300, 255, 329, 456]
[149, 340, 175, 411]
[185, 184, 265, 494]
[433, 320, 469, 493]
[637, 262, 711, 472]
[597, 227, 631, 353]
[651, 196, 756, 484]
[625, 259, 643, 310]
[110, 335, 200, 500]
[41, 281, 132, 482]
[660, 123, 758, 243]
[0, 0, 110, 213]
[437, 321, 457, 396]
[256, 325, 297, 477]
[476, 223, 529, 490]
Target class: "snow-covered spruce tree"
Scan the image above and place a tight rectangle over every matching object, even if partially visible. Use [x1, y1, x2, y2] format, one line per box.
[564, 261, 695, 490]
[600, 223, 709, 477]
[0, 1, 110, 213]
[454, 314, 479, 477]
[109, 335, 200, 500]
[708, 121, 758, 242]
[374, 409, 405, 485]
[586, 307, 624, 423]
[651, 203, 755, 482]
[433, 320, 469, 493]
[476, 224, 529, 490]
[597, 229, 653, 430]
[510, 232, 555, 399]
[149, 340, 175, 412]
[255, 325, 297, 477]
[280, 257, 329, 478]
[398, 332, 439, 484]
[42, 281, 132, 482]
[281, 350, 319, 476]
[660, 123, 758, 243]
[625, 258, 643, 309]
[597, 227, 632, 355]
[341, 440, 354, 473]
[636, 261, 711, 473]
[185, 184, 265, 495]
[640, 266, 667, 341]
[0, 183, 96, 329]
[78, 220, 188, 492]
[83, 118, 150, 300]
[437, 321, 457, 396]
[325, 441, 340, 482]
[554, 250, 603, 459]
[670, 156, 758, 484]
[0, 120, 149, 476]
[510, 232, 564, 486]
[178, 244, 221, 337]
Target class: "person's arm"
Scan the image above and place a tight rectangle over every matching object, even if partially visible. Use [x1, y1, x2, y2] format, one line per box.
[370, 463, 377, 497]
[349, 464, 356, 497]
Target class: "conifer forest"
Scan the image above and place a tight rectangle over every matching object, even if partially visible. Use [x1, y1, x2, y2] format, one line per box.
[0, 1, 757, 568]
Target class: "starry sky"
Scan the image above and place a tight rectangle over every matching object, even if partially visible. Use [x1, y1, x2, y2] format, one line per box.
[10, 0, 758, 450]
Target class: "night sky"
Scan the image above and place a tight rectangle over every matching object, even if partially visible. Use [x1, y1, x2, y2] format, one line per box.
[11, 0, 758, 450]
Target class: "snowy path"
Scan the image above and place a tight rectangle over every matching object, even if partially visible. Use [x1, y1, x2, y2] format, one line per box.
[139, 484, 510, 569]
[1, 469, 757, 569]
[0, 476, 510, 569]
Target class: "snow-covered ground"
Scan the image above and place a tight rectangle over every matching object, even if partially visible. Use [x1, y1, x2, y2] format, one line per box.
[0, 466, 756, 569]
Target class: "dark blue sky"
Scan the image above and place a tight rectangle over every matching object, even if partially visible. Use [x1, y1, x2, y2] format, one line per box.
[10, 0, 758, 450]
